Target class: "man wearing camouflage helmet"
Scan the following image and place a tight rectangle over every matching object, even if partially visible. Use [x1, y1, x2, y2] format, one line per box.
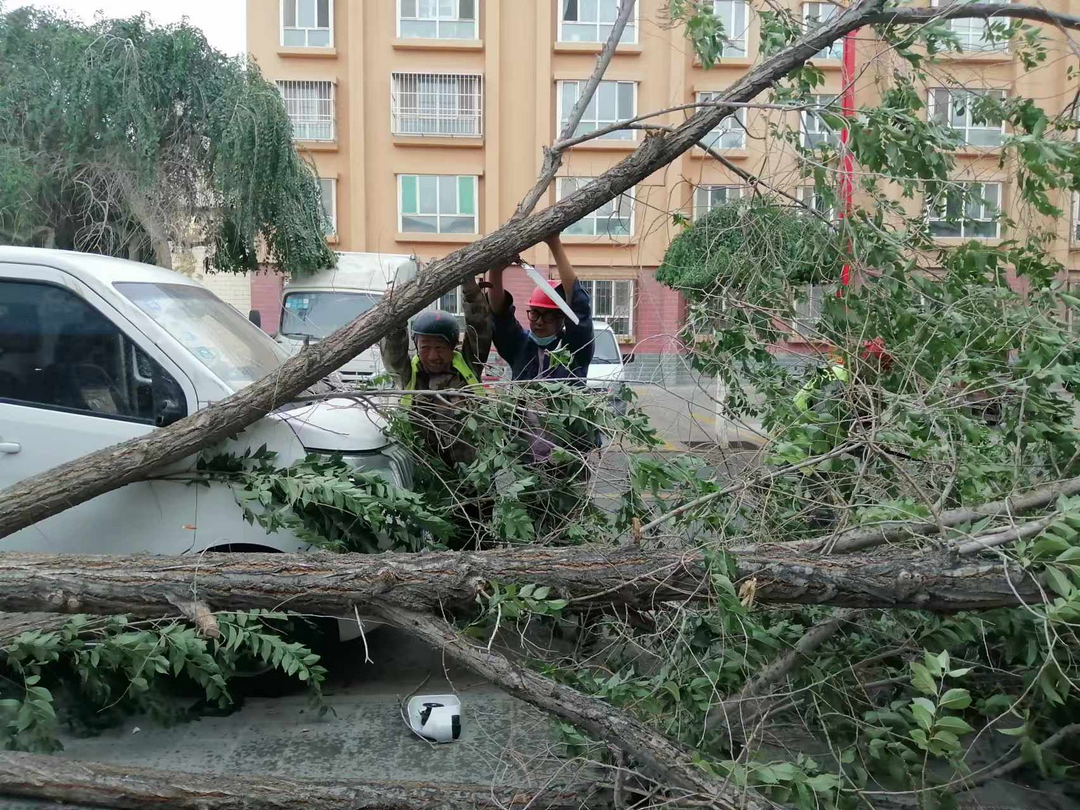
[379, 278, 489, 465]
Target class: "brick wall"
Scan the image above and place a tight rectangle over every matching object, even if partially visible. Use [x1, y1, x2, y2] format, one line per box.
[633, 269, 685, 357]
[198, 271, 252, 315]
[250, 270, 286, 335]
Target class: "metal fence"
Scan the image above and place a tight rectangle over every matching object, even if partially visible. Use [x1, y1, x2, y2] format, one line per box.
[391, 73, 483, 137]
[276, 80, 335, 141]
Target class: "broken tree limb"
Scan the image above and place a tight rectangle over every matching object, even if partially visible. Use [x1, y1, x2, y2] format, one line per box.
[0, 546, 1046, 620]
[705, 609, 864, 733]
[0, 0, 947, 540]
[370, 601, 767, 810]
[0, 751, 610, 810]
[750, 475, 1080, 555]
[511, 0, 637, 222]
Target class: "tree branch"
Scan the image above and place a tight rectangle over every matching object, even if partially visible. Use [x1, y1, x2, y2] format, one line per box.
[705, 609, 863, 733]
[0, 546, 1047, 619]
[371, 601, 766, 810]
[0, 751, 609, 810]
[511, 0, 638, 222]
[754, 475, 1080, 555]
[868, 3, 1080, 32]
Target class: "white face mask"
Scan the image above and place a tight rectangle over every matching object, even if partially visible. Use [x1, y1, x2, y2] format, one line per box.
[531, 332, 558, 348]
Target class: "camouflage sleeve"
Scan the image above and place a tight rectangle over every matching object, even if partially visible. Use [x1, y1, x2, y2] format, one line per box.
[380, 323, 413, 388]
[461, 276, 492, 380]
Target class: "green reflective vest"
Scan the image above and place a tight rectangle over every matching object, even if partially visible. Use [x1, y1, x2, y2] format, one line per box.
[401, 352, 484, 410]
[793, 363, 850, 413]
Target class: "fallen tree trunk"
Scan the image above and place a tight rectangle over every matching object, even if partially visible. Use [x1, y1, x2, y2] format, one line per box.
[0, 751, 610, 810]
[0, 0, 902, 541]
[0, 546, 1043, 619]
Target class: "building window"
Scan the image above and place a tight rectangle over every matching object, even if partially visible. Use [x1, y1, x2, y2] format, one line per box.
[927, 182, 1002, 239]
[929, 88, 1005, 147]
[694, 185, 743, 219]
[398, 0, 477, 39]
[696, 92, 747, 149]
[802, 3, 843, 59]
[281, 0, 332, 47]
[557, 177, 634, 238]
[797, 185, 836, 219]
[580, 279, 634, 337]
[398, 175, 478, 234]
[931, 0, 1009, 51]
[792, 284, 824, 338]
[276, 80, 335, 141]
[559, 80, 636, 141]
[559, 0, 638, 44]
[710, 0, 749, 57]
[391, 73, 483, 137]
[318, 178, 336, 234]
[437, 287, 465, 316]
[801, 94, 840, 149]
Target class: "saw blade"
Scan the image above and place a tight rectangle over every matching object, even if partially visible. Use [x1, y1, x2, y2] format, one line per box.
[520, 262, 580, 325]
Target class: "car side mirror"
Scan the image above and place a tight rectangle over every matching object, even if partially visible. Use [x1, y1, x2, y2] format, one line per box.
[156, 398, 185, 428]
[624, 352, 636, 364]
[248, 309, 262, 329]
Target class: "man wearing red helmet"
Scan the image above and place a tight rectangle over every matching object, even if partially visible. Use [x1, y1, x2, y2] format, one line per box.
[486, 233, 594, 382]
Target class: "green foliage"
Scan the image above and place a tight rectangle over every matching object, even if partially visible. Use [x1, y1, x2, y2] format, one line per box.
[0, 6, 334, 274]
[386, 382, 670, 547]
[0, 611, 326, 752]
[197, 446, 452, 553]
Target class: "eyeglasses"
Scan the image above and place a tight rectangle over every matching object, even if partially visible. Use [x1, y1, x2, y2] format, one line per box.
[526, 309, 562, 324]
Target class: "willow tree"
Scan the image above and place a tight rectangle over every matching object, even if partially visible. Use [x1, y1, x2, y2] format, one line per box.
[0, 6, 334, 273]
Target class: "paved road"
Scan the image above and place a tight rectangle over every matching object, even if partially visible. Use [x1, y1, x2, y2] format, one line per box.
[2, 627, 590, 809]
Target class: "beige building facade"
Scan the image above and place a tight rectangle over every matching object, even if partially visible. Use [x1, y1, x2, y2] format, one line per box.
[246, 0, 1080, 377]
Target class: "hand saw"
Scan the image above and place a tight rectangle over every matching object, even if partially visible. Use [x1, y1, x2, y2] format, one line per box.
[518, 261, 580, 326]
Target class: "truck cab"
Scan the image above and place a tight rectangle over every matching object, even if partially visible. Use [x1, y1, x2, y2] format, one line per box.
[274, 253, 417, 385]
[0, 247, 410, 559]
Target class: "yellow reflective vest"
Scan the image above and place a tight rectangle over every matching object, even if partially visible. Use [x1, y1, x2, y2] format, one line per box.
[401, 352, 484, 410]
[793, 362, 850, 413]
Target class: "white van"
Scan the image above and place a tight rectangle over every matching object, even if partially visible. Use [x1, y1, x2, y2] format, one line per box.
[0, 247, 410, 565]
[275, 252, 417, 384]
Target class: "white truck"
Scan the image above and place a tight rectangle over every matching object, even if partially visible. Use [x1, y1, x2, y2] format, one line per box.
[274, 252, 417, 385]
[0, 247, 411, 567]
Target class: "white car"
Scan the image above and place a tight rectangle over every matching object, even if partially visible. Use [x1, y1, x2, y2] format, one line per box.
[584, 323, 634, 411]
[0, 247, 410, 566]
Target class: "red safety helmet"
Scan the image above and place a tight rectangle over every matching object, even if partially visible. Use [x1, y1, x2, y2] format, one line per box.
[527, 286, 563, 310]
[860, 337, 893, 372]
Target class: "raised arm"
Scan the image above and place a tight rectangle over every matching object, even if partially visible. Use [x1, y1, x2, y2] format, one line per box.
[486, 264, 510, 315]
[546, 234, 578, 292]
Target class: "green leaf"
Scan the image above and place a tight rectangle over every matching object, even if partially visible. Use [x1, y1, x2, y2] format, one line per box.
[939, 688, 972, 710]
[910, 662, 939, 696]
[806, 773, 841, 793]
[935, 715, 974, 735]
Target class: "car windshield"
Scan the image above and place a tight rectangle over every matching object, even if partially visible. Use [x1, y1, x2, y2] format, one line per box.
[115, 282, 287, 391]
[281, 291, 383, 339]
[592, 329, 622, 363]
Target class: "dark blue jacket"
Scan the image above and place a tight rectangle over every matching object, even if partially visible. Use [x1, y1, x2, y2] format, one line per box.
[492, 281, 593, 382]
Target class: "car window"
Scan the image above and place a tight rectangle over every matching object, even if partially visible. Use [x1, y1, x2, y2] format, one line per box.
[115, 282, 287, 391]
[0, 281, 187, 425]
[591, 329, 622, 363]
[281, 290, 383, 339]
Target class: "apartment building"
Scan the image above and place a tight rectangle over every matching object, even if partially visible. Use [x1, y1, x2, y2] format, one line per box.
[245, 0, 1080, 380]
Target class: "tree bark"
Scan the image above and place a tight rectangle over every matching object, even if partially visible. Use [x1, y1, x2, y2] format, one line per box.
[0, 751, 609, 810]
[0, 546, 1044, 620]
[0, 0, 904, 540]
